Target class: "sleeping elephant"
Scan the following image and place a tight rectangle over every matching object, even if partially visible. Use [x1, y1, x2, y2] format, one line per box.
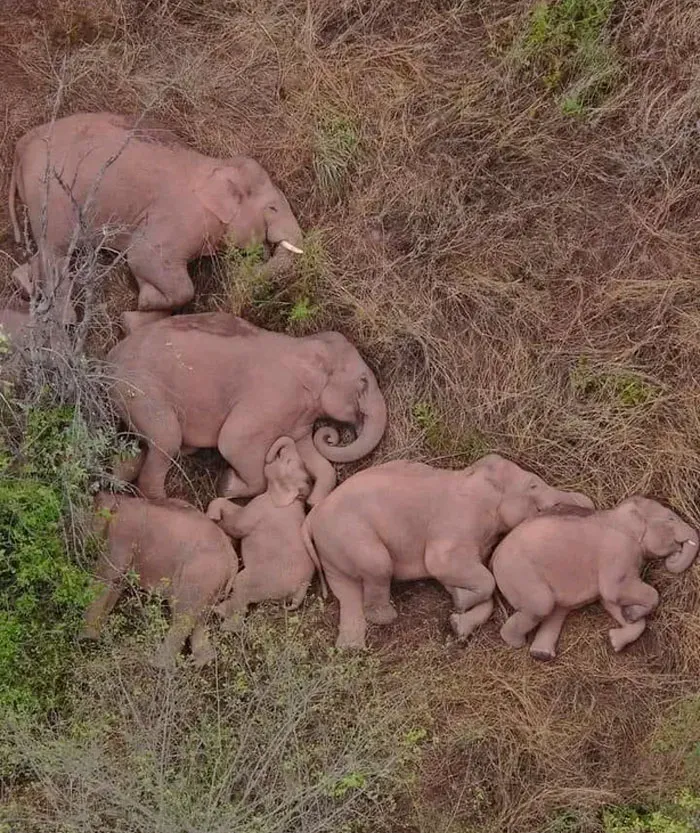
[107, 312, 387, 505]
[301, 453, 594, 648]
[492, 496, 699, 660]
[9, 112, 304, 323]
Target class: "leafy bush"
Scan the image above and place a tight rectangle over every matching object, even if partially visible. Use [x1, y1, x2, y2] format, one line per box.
[0, 477, 92, 714]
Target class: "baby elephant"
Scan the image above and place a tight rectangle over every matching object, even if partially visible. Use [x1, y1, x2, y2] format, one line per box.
[206, 436, 319, 630]
[302, 453, 593, 648]
[492, 496, 699, 660]
[82, 492, 239, 668]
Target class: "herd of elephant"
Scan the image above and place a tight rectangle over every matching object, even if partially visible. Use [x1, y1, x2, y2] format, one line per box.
[2, 111, 698, 669]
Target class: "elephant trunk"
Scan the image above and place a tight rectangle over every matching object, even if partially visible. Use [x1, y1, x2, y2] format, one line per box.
[260, 200, 304, 278]
[665, 525, 699, 573]
[313, 375, 387, 463]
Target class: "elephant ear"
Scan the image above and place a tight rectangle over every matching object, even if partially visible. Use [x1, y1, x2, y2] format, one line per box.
[195, 167, 244, 225]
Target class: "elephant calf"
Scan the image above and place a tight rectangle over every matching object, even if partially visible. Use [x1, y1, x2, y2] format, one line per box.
[492, 496, 699, 661]
[82, 492, 239, 668]
[206, 437, 320, 629]
[302, 453, 593, 648]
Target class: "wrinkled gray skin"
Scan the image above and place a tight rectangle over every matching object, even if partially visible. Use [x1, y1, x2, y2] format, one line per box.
[81, 492, 239, 669]
[493, 496, 699, 660]
[9, 112, 303, 324]
[108, 313, 387, 505]
[207, 437, 321, 630]
[302, 453, 594, 648]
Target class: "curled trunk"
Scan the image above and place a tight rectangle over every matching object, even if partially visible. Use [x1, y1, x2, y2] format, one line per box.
[666, 527, 699, 573]
[314, 375, 387, 463]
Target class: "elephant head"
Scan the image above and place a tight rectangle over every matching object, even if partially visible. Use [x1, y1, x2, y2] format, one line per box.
[306, 332, 387, 463]
[196, 158, 303, 274]
[472, 454, 595, 530]
[615, 497, 699, 573]
[264, 437, 312, 507]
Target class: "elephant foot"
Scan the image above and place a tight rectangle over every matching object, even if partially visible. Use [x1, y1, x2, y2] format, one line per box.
[78, 625, 100, 641]
[622, 604, 648, 623]
[335, 630, 367, 650]
[499, 623, 527, 649]
[609, 620, 645, 653]
[365, 603, 397, 625]
[191, 644, 217, 668]
[530, 647, 555, 662]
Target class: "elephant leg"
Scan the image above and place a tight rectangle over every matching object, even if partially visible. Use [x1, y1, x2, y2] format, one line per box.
[150, 608, 196, 670]
[112, 446, 146, 484]
[426, 550, 495, 641]
[190, 621, 217, 667]
[217, 569, 253, 632]
[134, 409, 182, 499]
[362, 547, 396, 626]
[81, 583, 123, 640]
[127, 241, 194, 312]
[296, 434, 336, 506]
[616, 580, 659, 622]
[602, 600, 646, 652]
[285, 580, 311, 610]
[529, 606, 569, 661]
[217, 419, 267, 499]
[500, 611, 546, 648]
[80, 547, 129, 639]
[325, 565, 367, 649]
[448, 595, 495, 641]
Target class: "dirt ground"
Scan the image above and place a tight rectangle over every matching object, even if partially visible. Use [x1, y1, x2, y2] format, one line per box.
[2, 1, 700, 831]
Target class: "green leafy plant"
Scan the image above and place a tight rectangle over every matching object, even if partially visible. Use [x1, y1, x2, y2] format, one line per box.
[570, 358, 658, 407]
[518, 0, 619, 115]
[0, 478, 92, 713]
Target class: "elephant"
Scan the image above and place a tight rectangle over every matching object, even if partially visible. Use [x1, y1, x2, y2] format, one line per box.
[492, 496, 699, 660]
[81, 491, 239, 669]
[206, 436, 323, 630]
[301, 453, 594, 648]
[9, 112, 304, 324]
[106, 312, 387, 505]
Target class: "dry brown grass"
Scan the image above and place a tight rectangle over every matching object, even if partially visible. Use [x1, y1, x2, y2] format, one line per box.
[2, 0, 700, 830]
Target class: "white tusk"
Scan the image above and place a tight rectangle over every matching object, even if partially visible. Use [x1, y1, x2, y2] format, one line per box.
[687, 540, 698, 546]
[280, 240, 303, 254]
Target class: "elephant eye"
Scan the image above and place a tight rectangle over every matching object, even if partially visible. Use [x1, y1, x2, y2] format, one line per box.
[268, 204, 278, 213]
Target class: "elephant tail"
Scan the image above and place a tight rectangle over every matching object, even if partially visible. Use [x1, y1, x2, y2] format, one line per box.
[9, 156, 20, 245]
[301, 510, 327, 599]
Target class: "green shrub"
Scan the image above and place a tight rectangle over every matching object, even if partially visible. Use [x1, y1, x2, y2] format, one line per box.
[0, 478, 92, 714]
[518, 0, 620, 115]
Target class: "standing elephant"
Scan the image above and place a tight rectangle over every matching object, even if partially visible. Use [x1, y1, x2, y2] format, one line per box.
[81, 492, 239, 668]
[107, 312, 387, 505]
[9, 112, 304, 323]
[301, 453, 594, 648]
[492, 497, 699, 660]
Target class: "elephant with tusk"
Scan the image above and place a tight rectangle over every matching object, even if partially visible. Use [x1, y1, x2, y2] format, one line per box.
[492, 496, 700, 660]
[9, 112, 304, 324]
[107, 312, 387, 505]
